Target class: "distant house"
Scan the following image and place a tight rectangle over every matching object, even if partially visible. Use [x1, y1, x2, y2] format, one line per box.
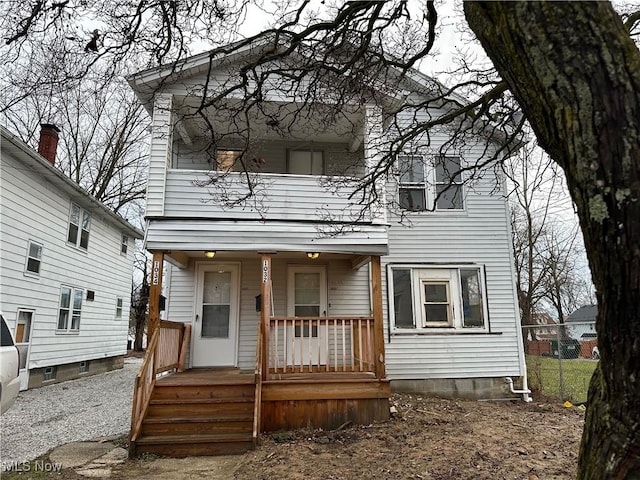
[0, 125, 143, 389]
[566, 304, 598, 340]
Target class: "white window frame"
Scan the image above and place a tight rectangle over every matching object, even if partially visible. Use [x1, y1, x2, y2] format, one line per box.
[434, 156, 465, 211]
[287, 149, 325, 175]
[115, 297, 123, 319]
[24, 240, 43, 276]
[388, 264, 489, 333]
[121, 234, 129, 255]
[396, 154, 466, 212]
[67, 203, 91, 250]
[57, 286, 83, 333]
[397, 154, 427, 211]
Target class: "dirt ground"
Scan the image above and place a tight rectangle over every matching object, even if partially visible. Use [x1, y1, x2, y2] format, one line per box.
[230, 394, 584, 480]
[6, 393, 585, 480]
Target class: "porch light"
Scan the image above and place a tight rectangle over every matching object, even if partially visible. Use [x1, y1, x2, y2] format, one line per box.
[306, 252, 320, 259]
[205, 251, 216, 258]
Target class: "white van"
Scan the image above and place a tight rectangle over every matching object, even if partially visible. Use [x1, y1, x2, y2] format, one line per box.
[1, 314, 20, 414]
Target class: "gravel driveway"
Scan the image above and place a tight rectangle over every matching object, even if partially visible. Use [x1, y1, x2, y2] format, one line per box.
[0, 357, 141, 465]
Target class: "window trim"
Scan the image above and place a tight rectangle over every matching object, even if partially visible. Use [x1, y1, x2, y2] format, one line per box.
[67, 203, 91, 250]
[120, 234, 129, 255]
[115, 297, 123, 319]
[388, 264, 489, 334]
[24, 240, 43, 276]
[434, 156, 465, 211]
[286, 149, 325, 176]
[56, 286, 83, 334]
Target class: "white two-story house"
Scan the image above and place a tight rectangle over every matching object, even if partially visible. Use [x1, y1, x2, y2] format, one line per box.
[126, 38, 526, 457]
[0, 125, 143, 389]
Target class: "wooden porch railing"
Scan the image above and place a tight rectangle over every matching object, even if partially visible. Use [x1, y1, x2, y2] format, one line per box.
[252, 320, 264, 447]
[129, 320, 191, 449]
[268, 317, 376, 375]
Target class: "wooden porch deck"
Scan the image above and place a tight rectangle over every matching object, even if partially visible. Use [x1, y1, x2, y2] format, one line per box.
[132, 367, 390, 457]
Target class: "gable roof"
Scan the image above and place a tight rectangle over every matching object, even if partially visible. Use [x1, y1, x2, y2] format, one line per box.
[1, 126, 143, 239]
[566, 305, 598, 323]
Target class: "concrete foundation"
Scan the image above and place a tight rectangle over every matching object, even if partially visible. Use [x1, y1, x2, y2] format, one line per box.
[391, 377, 520, 400]
[27, 355, 125, 389]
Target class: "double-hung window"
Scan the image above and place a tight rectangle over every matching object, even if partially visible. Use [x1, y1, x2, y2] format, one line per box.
[398, 155, 426, 211]
[397, 155, 465, 211]
[115, 297, 123, 319]
[67, 203, 91, 249]
[435, 156, 464, 210]
[25, 241, 43, 275]
[287, 149, 324, 175]
[389, 266, 487, 332]
[58, 286, 83, 332]
[121, 234, 129, 255]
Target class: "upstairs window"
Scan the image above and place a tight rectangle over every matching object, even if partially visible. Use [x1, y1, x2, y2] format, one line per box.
[67, 203, 91, 249]
[287, 149, 324, 175]
[25, 241, 43, 275]
[435, 156, 464, 210]
[121, 234, 129, 255]
[58, 286, 83, 332]
[398, 155, 426, 211]
[397, 155, 465, 211]
[115, 297, 123, 319]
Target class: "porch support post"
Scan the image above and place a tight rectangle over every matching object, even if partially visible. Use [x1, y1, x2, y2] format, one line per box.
[371, 255, 386, 379]
[260, 253, 272, 380]
[148, 251, 164, 342]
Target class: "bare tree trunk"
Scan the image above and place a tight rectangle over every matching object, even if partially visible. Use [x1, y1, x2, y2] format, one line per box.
[465, 2, 640, 478]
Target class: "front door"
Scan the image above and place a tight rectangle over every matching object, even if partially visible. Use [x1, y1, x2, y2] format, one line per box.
[192, 263, 240, 367]
[15, 310, 33, 390]
[287, 265, 328, 365]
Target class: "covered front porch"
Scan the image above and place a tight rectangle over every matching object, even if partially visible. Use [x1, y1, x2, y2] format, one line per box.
[129, 251, 390, 457]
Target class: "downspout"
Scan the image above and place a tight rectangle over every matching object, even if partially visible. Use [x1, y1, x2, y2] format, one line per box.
[505, 375, 532, 402]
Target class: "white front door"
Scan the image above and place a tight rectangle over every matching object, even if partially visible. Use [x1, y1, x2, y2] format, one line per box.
[15, 310, 33, 390]
[287, 265, 328, 365]
[192, 263, 240, 367]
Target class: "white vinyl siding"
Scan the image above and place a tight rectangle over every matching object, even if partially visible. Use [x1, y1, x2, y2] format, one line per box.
[0, 145, 137, 369]
[145, 93, 173, 217]
[165, 256, 370, 371]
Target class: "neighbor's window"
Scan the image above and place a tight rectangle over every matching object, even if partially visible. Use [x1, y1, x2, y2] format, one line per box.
[390, 266, 487, 332]
[25, 240, 43, 275]
[435, 156, 464, 210]
[287, 149, 324, 175]
[57, 286, 83, 332]
[79, 361, 89, 373]
[115, 298, 123, 318]
[121, 234, 128, 255]
[398, 155, 426, 211]
[67, 203, 91, 249]
[43, 366, 57, 381]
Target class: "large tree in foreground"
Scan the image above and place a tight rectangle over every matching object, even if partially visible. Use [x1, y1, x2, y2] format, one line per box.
[464, 3, 640, 478]
[2, 1, 640, 477]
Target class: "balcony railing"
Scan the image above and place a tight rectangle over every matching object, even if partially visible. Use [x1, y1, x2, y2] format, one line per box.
[268, 317, 376, 375]
[163, 170, 383, 224]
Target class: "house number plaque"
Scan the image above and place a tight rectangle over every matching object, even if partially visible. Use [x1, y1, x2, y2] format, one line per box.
[262, 260, 269, 283]
[152, 260, 160, 285]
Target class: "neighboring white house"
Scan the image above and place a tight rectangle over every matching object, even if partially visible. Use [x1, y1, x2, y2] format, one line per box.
[0, 125, 143, 389]
[128, 39, 526, 400]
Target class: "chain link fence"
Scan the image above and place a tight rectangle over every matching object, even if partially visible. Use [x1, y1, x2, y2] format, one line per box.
[523, 322, 598, 403]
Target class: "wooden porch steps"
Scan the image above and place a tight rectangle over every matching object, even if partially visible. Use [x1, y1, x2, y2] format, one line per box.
[132, 369, 257, 457]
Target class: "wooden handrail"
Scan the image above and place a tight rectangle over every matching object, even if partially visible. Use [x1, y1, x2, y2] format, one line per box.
[252, 321, 264, 447]
[130, 328, 160, 447]
[130, 320, 190, 455]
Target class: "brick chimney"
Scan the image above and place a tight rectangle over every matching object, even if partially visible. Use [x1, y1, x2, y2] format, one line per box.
[38, 124, 60, 166]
